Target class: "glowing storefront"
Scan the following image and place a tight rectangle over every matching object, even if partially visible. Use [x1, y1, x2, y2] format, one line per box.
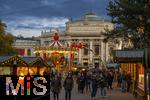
[19, 57, 49, 76]
[0, 55, 49, 76]
[0, 55, 28, 75]
[115, 50, 145, 97]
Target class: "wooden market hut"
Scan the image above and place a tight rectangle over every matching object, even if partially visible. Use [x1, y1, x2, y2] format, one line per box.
[114, 49, 145, 98]
[0, 55, 28, 75]
[21, 57, 49, 75]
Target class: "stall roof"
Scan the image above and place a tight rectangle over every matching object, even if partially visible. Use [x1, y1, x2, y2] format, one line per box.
[21, 56, 49, 66]
[115, 50, 144, 58]
[21, 57, 40, 64]
[115, 50, 144, 63]
[0, 55, 28, 66]
[0, 56, 12, 63]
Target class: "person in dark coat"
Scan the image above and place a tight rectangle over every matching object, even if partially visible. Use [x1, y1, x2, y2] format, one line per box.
[91, 73, 98, 99]
[99, 73, 108, 97]
[51, 75, 62, 100]
[120, 71, 127, 92]
[106, 72, 113, 90]
[85, 71, 91, 92]
[63, 73, 74, 100]
[126, 72, 132, 92]
[78, 72, 86, 93]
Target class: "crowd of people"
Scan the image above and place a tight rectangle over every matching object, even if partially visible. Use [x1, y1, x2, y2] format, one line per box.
[50, 66, 133, 100]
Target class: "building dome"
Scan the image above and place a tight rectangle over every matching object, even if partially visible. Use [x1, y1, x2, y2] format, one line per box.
[83, 12, 104, 21]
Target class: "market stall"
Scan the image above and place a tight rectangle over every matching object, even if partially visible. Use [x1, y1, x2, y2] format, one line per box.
[21, 57, 49, 75]
[0, 55, 28, 75]
[114, 50, 145, 98]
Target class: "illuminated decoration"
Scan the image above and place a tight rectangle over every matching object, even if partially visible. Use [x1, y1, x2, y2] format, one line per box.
[70, 42, 88, 50]
[34, 32, 78, 71]
[0, 55, 28, 76]
[34, 32, 88, 71]
[0, 56, 27, 66]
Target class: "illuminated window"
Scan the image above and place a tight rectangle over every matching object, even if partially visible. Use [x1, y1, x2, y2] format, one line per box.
[39, 67, 46, 75]
[29, 67, 37, 75]
[138, 63, 144, 91]
[17, 67, 28, 76]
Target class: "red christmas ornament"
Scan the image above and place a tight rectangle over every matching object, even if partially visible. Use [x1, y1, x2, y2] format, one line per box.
[54, 32, 59, 41]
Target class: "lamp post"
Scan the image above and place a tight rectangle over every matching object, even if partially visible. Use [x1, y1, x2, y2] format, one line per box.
[143, 48, 150, 100]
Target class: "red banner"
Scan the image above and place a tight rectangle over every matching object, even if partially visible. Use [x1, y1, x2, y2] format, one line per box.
[18, 49, 25, 56]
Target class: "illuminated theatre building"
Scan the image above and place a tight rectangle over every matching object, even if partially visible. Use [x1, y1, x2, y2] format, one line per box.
[39, 12, 120, 69]
[14, 12, 121, 70]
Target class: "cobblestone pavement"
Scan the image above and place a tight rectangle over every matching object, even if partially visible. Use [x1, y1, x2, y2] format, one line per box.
[49, 82, 143, 100]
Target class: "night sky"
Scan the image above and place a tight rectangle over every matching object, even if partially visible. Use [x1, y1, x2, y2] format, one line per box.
[0, 0, 110, 37]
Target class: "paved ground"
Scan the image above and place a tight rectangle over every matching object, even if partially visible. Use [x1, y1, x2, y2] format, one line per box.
[49, 81, 143, 100]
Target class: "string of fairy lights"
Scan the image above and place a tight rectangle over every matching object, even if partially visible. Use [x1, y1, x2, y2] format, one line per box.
[1, 56, 27, 66]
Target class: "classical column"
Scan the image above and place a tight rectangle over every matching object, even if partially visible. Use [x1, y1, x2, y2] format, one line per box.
[78, 48, 82, 65]
[89, 40, 93, 65]
[24, 48, 27, 56]
[101, 40, 104, 62]
[105, 42, 109, 62]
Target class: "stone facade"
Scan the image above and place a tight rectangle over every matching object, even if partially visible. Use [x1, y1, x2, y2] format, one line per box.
[13, 37, 40, 56]
[13, 12, 121, 68]
[39, 12, 119, 68]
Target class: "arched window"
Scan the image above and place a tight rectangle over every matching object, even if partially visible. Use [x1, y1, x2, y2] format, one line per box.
[27, 49, 31, 56]
[84, 48, 88, 55]
[95, 45, 99, 55]
[109, 47, 113, 56]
